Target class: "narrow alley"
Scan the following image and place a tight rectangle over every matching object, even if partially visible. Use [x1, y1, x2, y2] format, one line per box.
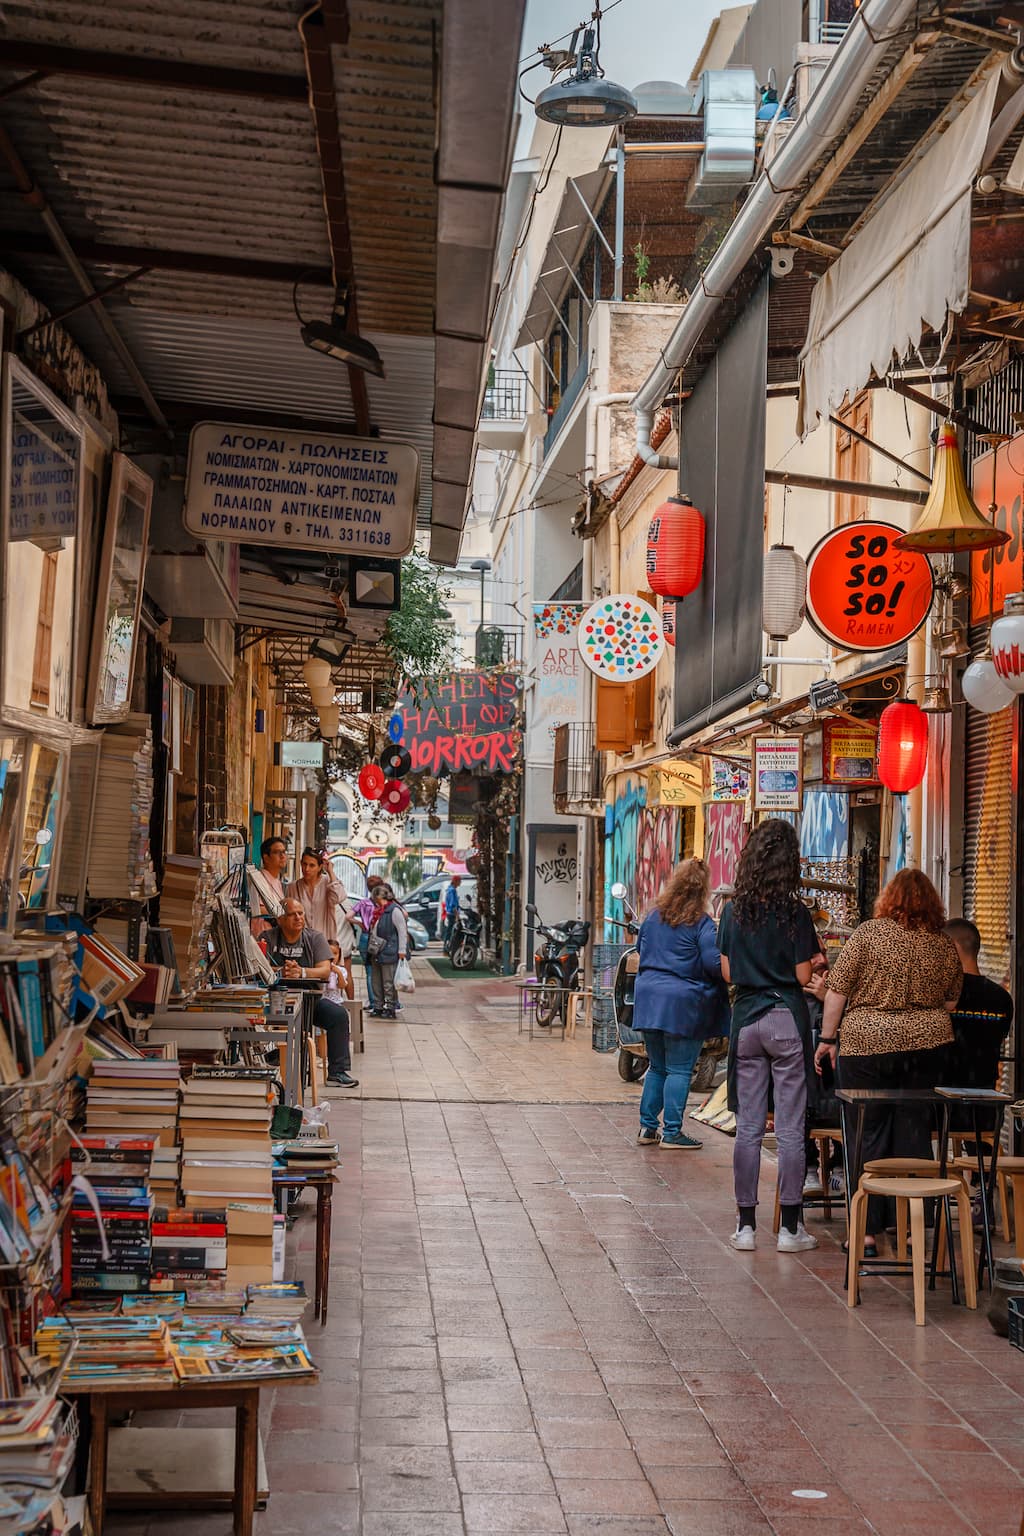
[110, 961, 1023, 1536]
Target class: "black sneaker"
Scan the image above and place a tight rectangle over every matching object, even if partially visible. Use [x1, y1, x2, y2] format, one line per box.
[326, 1072, 359, 1087]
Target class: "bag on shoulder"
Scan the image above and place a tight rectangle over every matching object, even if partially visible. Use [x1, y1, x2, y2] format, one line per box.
[366, 929, 386, 959]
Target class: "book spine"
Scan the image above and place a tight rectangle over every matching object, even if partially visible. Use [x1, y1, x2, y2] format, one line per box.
[152, 1225, 227, 1239]
[151, 1247, 226, 1269]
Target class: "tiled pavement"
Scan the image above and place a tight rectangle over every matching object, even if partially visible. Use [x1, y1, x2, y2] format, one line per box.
[109, 961, 1023, 1536]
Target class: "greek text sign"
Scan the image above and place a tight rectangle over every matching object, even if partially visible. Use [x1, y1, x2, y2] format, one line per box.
[397, 672, 521, 777]
[184, 423, 419, 556]
[752, 736, 803, 812]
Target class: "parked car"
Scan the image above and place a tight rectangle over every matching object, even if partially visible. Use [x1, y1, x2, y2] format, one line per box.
[403, 874, 477, 940]
[406, 915, 430, 953]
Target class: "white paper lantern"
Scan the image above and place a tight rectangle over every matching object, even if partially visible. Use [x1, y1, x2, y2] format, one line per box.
[308, 683, 335, 707]
[990, 592, 1024, 694]
[317, 704, 340, 737]
[762, 544, 806, 640]
[961, 652, 1015, 714]
[303, 656, 332, 691]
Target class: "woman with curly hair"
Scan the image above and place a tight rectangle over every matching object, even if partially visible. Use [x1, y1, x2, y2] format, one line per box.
[634, 859, 729, 1150]
[814, 867, 961, 1255]
[717, 819, 821, 1252]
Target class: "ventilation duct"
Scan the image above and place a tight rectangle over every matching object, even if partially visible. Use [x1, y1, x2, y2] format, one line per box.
[688, 70, 757, 206]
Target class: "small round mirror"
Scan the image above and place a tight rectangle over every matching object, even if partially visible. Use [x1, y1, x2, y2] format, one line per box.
[35, 829, 52, 846]
[610, 882, 627, 900]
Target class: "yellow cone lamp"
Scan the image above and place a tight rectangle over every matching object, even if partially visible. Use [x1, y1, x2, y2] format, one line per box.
[894, 425, 1010, 552]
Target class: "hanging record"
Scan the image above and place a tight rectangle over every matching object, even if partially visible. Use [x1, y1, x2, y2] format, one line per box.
[380, 781, 411, 815]
[358, 763, 385, 800]
[388, 712, 404, 743]
[379, 744, 411, 779]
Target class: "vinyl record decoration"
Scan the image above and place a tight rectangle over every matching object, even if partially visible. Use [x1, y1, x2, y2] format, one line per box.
[380, 780, 411, 815]
[380, 744, 411, 779]
[578, 594, 664, 681]
[388, 712, 404, 743]
[358, 763, 385, 800]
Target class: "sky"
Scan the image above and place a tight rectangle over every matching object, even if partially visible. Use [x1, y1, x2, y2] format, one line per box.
[515, 0, 727, 155]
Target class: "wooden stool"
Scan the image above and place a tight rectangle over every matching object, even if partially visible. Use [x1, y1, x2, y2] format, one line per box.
[864, 1159, 965, 1262]
[848, 1175, 977, 1324]
[566, 989, 593, 1040]
[773, 1127, 843, 1232]
[995, 1156, 1024, 1256]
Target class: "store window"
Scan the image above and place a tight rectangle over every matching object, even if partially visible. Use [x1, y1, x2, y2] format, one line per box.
[834, 392, 872, 525]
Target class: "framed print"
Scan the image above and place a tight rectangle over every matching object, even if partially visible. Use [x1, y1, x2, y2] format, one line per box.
[752, 735, 803, 813]
[86, 452, 153, 725]
[1, 357, 84, 727]
[822, 718, 879, 786]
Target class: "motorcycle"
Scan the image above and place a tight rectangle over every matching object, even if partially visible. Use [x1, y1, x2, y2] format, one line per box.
[525, 903, 591, 1027]
[445, 904, 482, 970]
[609, 881, 729, 1090]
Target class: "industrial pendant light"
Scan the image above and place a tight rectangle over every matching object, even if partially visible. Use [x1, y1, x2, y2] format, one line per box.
[298, 284, 385, 378]
[535, 8, 638, 127]
[762, 544, 806, 640]
[894, 425, 1010, 552]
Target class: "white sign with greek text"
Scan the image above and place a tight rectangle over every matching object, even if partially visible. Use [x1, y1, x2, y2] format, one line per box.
[183, 422, 419, 557]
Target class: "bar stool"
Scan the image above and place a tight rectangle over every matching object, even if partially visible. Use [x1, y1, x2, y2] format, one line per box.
[995, 1157, 1024, 1256]
[847, 1174, 977, 1324]
[863, 1158, 966, 1262]
[773, 1127, 843, 1232]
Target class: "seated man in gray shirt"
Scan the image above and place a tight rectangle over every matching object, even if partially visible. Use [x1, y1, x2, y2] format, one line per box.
[265, 899, 358, 1087]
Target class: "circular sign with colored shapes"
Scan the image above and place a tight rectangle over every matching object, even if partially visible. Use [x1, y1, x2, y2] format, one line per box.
[805, 521, 934, 654]
[388, 712, 404, 743]
[577, 594, 664, 681]
[358, 763, 385, 800]
[380, 780, 411, 815]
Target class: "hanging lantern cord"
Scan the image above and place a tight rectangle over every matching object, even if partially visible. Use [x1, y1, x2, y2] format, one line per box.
[781, 480, 789, 546]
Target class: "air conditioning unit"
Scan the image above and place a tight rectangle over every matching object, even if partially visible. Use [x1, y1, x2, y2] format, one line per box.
[168, 616, 235, 686]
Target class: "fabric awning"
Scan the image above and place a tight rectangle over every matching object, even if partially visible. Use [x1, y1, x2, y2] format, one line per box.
[797, 70, 1000, 436]
[513, 163, 613, 350]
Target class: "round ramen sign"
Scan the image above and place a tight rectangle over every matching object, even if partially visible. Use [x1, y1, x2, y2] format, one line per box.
[805, 521, 934, 653]
[577, 594, 664, 681]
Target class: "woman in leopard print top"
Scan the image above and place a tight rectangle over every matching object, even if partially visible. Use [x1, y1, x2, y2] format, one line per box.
[814, 868, 961, 1251]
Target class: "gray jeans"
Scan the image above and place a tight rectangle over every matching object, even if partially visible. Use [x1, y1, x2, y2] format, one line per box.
[733, 1006, 808, 1208]
[370, 959, 397, 1012]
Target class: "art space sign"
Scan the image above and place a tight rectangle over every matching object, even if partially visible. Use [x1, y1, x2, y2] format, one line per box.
[183, 422, 419, 557]
[396, 671, 521, 776]
[531, 604, 584, 744]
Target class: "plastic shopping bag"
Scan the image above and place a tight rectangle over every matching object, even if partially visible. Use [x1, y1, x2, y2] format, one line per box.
[395, 957, 416, 994]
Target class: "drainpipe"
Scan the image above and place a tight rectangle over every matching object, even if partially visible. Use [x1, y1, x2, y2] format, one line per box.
[630, 0, 926, 465]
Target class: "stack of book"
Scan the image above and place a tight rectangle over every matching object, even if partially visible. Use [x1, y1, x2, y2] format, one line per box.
[67, 1137, 153, 1295]
[85, 717, 158, 900]
[245, 1281, 309, 1321]
[35, 1314, 178, 1388]
[151, 1207, 227, 1288]
[77, 930, 145, 1012]
[277, 1138, 339, 1172]
[149, 1145, 180, 1203]
[85, 1059, 182, 1146]
[159, 854, 206, 989]
[126, 963, 176, 1011]
[226, 1202, 275, 1285]
[179, 1071, 273, 1212]
[0, 1393, 77, 1531]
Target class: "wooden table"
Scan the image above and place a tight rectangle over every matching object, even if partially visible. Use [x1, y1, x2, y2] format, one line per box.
[273, 1169, 337, 1324]
[72, 1382, 263, 1536]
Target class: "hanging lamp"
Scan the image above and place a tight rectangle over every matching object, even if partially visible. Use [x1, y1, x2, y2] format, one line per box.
[535, 10, 638, 127]
[762, 544, 806, 639]
[990, 591, 1024, 693]
[308, 683, 334, 708]
[317, 703, 340, 737]
[877, 700, 928, 793]
[646, 496, 705, 598]
[894, 425, 1010, 552]
[302, 656, 331, 691]
[961, 646, 1015, 713]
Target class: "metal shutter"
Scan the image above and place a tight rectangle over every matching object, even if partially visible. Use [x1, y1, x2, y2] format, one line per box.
[963, 701, 1016, 990]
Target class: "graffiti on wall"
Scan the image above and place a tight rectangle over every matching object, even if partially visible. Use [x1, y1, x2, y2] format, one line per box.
[800, 791, 850, 861]
[705, 801, 746, 910]
[635, 806, 680, 912]
[605, 781, 645, 922]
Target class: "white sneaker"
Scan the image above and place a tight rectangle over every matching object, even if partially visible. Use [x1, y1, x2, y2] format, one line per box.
[729, 1225, 756, 1251]
[803, 1170, 823, 1196]
[777, 1223, 818, 1253]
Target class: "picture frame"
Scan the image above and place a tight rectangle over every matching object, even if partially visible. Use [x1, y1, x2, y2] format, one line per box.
[752, 735, 803, 813]
[86, 452, 153, 725]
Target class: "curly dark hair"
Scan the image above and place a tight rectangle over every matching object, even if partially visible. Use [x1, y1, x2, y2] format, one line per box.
[874, 867, 945, 932]
[655, 859, 710, 927]
[732, 818, 803, 931]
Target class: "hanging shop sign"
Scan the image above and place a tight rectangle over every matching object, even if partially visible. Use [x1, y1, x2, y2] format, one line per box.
[707, 757, 750, 802]
[971, 436, 1024, 621]
[577, 595, 663, 681]
[822, 718, 879, 786]
[183, 423, 419, 557]
[396, 671, 521, 776]
[647, 763, 703, 808]
[752, 735, 803, 812]
[809, 677, 847, 713]
[275, 740, 326, 769]
[805, 521, 934, 653]
[531, 604, 585, 748]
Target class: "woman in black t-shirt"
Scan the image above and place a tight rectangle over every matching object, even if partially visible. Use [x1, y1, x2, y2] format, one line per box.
[718, 819, 820, 1254]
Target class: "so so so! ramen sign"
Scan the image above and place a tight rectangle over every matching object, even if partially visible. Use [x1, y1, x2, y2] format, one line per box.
[805, 521, 934, 653]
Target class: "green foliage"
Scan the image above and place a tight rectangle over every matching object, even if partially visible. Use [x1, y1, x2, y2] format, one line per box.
[632, 241, 651, 291]
[383, 553, 459, 688]
[386, 849, 424, 896]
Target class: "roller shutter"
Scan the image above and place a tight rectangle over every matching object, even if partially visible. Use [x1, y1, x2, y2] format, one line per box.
[963, 700, 1016, 991]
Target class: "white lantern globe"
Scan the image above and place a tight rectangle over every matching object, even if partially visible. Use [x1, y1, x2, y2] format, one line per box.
[317, 704, 340, 737]
[961, 653, 1015, 714]
[302, 656, 332, 691]
[308, 683, 335, 707]
[762, 544, 806, 640]
[991, 592, 1024, 694]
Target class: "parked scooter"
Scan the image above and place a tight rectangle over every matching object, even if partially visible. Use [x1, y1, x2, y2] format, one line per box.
[609, 881, 729, 1089]
[525, 903, 591, 1026]
[445, 904, 482, 970]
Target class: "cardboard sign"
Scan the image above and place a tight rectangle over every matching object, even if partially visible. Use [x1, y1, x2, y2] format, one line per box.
[396, 672, 521, 777]
[752, 736, 803, 812]
[805, 521, 933, 653]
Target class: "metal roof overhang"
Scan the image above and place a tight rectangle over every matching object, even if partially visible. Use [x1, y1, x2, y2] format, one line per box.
[513, 163, 614, 351]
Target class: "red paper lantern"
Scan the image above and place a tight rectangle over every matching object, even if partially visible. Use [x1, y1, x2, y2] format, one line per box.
[662, 600, 676, 648]
[877, 701, 928, 793]
[646, 496, 705, 599]
[358, 763, 385, 800]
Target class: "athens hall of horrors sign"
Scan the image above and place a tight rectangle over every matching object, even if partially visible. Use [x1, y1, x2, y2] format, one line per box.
[397, 672, 521, 776]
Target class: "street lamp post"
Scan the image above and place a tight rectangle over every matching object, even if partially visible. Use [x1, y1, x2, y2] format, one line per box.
[469, 558, 491, 628]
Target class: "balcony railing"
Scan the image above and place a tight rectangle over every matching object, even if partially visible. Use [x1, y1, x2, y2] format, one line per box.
[544, 354, 588, 455]
[475, 623, 524, 668]
[481, 370, 527, 422]
[553, 723, 606, 815]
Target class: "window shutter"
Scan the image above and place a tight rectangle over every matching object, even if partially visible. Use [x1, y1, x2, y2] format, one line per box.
[595, 678, 634, 752]
[633, 671, 655, 742]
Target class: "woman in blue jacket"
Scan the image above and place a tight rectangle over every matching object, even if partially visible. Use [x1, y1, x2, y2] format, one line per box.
[634, 858, 728, 1150]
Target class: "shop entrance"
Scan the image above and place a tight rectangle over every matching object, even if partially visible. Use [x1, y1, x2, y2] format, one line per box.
[263, 790, 317, 882]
